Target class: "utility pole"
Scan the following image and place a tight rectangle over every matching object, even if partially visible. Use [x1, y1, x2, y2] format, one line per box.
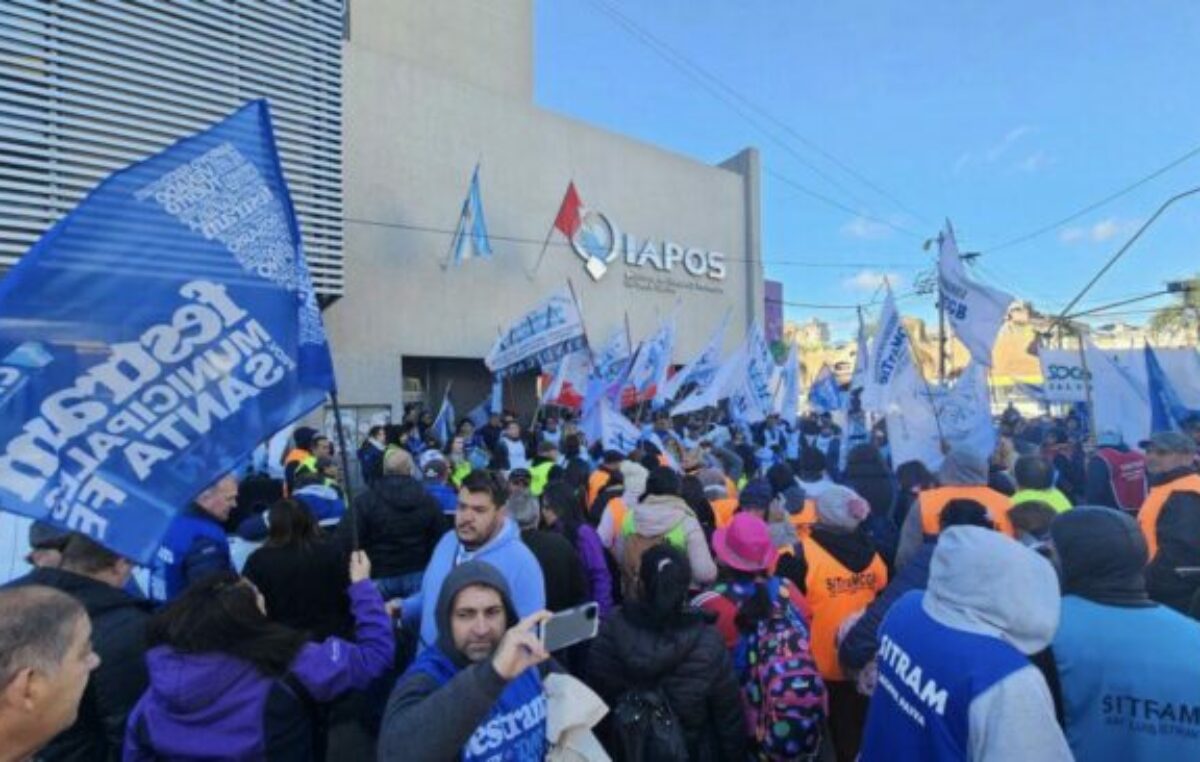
[937, 279, 947, 384]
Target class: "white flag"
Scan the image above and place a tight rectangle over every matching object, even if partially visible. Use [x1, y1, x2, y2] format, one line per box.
[673, 343, 747, 416]
[660, 311, 729, 402]
[938, 220, 1013, 367]
[850, 307, 869, 392]
[485, 286, 587, 378]
[627, 312, 677, 404]
[861, 290, 912, 413]
[744, 321, 776, 413]
[937, 361, 997, 463]
[773, 342, 800, 426]
[592, 326, 631, 384]
[580, 397, 642, 454]
[884, 359, 998, 472]
[542, 349, 592, 409]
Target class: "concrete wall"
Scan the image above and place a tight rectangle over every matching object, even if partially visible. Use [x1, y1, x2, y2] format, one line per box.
[327, 0, 762, 413]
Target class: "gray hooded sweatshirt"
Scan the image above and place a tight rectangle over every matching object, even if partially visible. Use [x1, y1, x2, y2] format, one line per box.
[922, 527, 1071, 761]
[379, 561, 532, 761]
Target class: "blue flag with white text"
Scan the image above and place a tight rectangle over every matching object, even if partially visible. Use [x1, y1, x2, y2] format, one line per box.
[0, 100, 335, 564]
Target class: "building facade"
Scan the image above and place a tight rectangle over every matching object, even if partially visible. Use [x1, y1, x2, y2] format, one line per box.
[330, 0, 763, 417]
[1, 0, 765, 426]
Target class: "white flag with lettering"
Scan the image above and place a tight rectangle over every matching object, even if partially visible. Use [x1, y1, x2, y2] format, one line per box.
[861, 291, 912, 413]
[938, 220, 1013, 367]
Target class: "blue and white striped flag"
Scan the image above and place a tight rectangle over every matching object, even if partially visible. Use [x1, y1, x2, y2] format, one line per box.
[449, 164, 492, 265]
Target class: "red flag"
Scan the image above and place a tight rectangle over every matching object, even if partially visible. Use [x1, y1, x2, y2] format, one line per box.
[553, 182, 584, 238]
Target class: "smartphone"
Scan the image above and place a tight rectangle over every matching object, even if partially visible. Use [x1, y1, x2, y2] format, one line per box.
[535, 602, 600, 652]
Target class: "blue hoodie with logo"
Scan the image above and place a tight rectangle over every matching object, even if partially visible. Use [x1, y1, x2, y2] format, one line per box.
[401, 516, 545, 650]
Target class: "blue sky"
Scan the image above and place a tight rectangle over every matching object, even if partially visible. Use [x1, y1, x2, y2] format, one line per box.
[535, 1, 1200, 339]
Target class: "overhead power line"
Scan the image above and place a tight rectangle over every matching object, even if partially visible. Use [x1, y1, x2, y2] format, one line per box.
[985, 142, 1200, 254]
[343, 215, 921, 269]
[583, 0, 928, 237]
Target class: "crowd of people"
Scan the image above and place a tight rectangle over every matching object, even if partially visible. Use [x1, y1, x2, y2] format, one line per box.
[4, 400, 1200, 761]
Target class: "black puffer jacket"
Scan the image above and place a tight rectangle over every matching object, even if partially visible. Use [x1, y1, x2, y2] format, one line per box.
[6, 567, 150, 762]
[587, 605, 746, 761]
[336, 474, 445, 578]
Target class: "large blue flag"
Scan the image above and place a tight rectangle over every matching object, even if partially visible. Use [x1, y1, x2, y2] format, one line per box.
[0, 100, 335, 564]
[807, 364, 842, 413]
[1146, 343, 1198, 432]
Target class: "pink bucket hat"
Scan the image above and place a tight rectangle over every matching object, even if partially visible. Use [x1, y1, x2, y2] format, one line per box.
[712, 513, 777, 573]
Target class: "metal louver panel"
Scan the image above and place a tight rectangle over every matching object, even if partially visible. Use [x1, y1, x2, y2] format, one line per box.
[0, 0, 344, 295]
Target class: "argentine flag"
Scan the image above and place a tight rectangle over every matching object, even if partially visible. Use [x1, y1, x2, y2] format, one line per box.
[449, 164, 493, 265]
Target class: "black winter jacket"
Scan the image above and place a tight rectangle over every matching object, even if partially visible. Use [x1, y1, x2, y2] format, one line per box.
[243, 538, 353, 640]
[336, 475, 445, 578]
[587, 605, 746, 761]
[1145, 467, 1200, 613]
[6, 567, 150, 762]
[520, 529, 588, 614]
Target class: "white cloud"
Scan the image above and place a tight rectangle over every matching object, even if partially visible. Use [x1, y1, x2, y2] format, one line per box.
[1059, 218, 1140, 245]
[840, 216, 893, 240]
[1015, 151, 1050, 173]
[1059, 227, 1086, 244]
[984, 125, 1033, 163]
[954, 124, 1038, 175]
[843, 270, 905, 292]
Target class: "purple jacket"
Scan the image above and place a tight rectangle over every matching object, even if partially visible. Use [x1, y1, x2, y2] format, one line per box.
[565, 523, 614, 618]
[123, 581, 393, 761]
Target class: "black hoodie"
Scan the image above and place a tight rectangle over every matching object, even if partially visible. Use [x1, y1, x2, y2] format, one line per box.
[336, 474, 445, 578]
[5, 567, 151, 762]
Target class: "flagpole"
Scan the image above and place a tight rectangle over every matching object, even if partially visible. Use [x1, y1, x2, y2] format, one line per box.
[526, 219, 558, 280]
[328, 391, 358, 549]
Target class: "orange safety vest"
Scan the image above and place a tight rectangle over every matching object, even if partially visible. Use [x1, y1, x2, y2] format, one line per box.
[608, 498, 629, 537]
[587, 469, 612, 510]
[724, 476, 738, 502]
[1137, 473, 1200, 559]
[786, 499, 818, 541]
[918, 486, 1014, 538]
[711, 498, 738, 529]
[800, 536, 887, 681]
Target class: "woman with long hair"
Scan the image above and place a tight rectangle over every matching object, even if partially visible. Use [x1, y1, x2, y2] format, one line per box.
[244, 499, 353, 640]
[540, 481, 614, 617]
[588, 545, 746, 760]
[124, 551, 393, 761]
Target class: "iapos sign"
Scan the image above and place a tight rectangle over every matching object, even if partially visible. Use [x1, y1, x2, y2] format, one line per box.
[571, 210, 726, 282]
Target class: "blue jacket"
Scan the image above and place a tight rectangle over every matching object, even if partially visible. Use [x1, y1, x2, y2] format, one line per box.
[424, 480, 459, 516]
[149, 507, 232, 604]
[408, 646, 546, 761]
[1052, 595, 1200, 761]
[401, 517, 545, 650]
[293, 484, 346, 525]
[860, 591, 1028, 761]
[839, 541, 935, 670]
